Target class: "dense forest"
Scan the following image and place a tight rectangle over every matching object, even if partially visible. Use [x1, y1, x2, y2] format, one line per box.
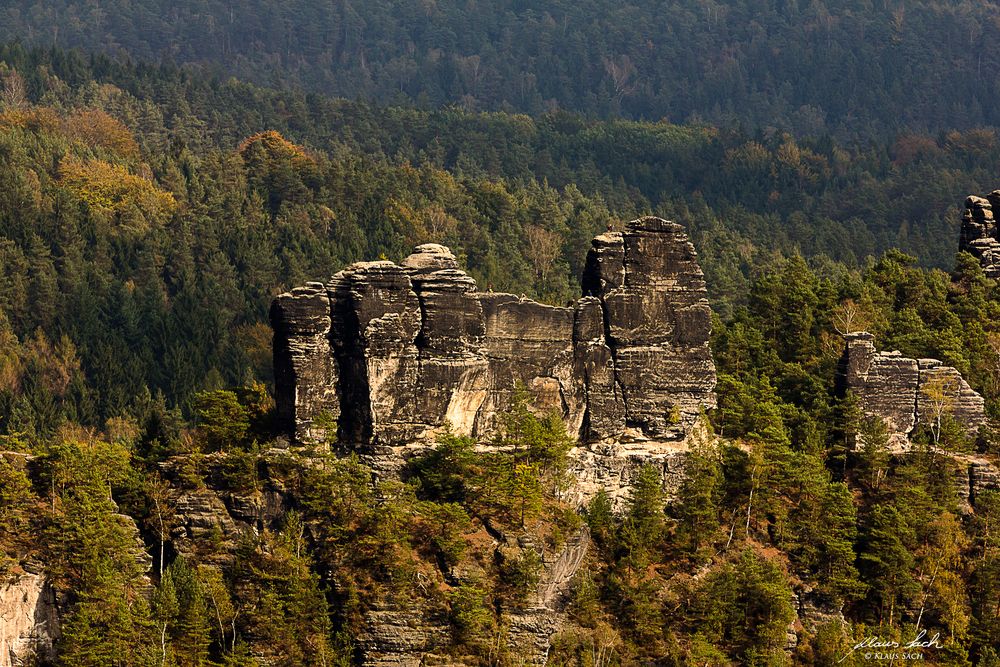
[0, 8, 999, 666]
[3, 0, 1000, 141]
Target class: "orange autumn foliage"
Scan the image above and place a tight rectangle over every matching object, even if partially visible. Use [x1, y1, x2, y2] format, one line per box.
[62, 109, 141, 159]
[58, 155, 175, 228]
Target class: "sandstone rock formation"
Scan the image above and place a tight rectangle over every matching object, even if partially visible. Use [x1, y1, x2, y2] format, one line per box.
[960, 192, 1000, 278]
[582, 218, 717, 439]
[158, 453, 290, 564]
[355, 528, 591, 666]
[504, 528, 592, 663]
[969, 457, 1000, 504]
[948, 452, 1000, 512]
[0, 572, 59, 667]
[271, 282, 339, 444]
[271, 217, 717, 476]
[356, 604, 451, 667]
[838, 332, 986, 450]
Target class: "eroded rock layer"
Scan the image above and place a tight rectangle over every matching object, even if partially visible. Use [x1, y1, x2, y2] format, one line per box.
[0, 572, 59, 667]
[271, 218, 717, 463]
[838, 332, 986, 450]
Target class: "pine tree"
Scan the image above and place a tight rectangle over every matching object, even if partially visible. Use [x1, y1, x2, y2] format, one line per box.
[859, 504, 919, 627]
[672, 435, 722, 559]
[621, 464, 666, 569]
[586, 489, 617, 560]
[168, 557, 213, 666]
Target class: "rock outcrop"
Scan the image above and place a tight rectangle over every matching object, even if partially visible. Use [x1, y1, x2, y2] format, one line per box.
[0, 572, 59, 667]
[355, 528, 592, 667]
[960, 193, 1000, 278]
[271, 282, 340, 444]
[838, 332, 986, 450]
[582, 218, 717, 438]
[271, 217, 717, 476]
[356, 604, 451, 667]
[970, 457, 1000, 504]
[505, 528, 592, 663]
[158, 453, 290, 564]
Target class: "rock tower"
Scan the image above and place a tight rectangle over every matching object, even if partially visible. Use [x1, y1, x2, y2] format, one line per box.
[960, 192, 1000, 277]
[271, 217, 717, 473]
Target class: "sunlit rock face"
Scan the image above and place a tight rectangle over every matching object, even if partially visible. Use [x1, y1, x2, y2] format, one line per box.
[837, 331, 986, 451]
[271, 217, 718, 476]
[0, 572, 59, 667]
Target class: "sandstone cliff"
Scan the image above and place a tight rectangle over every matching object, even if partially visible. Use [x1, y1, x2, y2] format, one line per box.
[271, 217, 718, 477]
[838, 331, 986, 450]
[960, 192, 1000, 277]
[0, 571, 59, 667]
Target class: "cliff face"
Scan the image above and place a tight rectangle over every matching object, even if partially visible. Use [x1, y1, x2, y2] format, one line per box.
[582, 218, 716, 439]
[0, 572, 59, 667]
[838, 331, 986, 450]
[960, 192, 1000, 277]
[271, 217, 717, 474]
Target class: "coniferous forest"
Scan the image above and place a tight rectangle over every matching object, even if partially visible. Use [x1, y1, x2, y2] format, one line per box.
[1, 3, 1000, 665]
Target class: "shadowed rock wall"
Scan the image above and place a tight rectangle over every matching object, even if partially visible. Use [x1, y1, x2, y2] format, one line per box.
[271, 217, 717, 464]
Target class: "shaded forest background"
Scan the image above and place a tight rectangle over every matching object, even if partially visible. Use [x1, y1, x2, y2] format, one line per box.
[3, 0, 1000, 141]
[2, 43, 1000, 426]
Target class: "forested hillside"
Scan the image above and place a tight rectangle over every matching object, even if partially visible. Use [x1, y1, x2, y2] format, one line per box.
[1, 22, 1000, 667]
[1, 42, 1000, 430]
[3, 0, 1000, 140]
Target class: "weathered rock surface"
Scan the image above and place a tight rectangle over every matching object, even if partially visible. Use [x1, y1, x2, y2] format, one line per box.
[356, 604, 451, 667]
[271, 217, 718, 476]
[565, 440, 690, 510]
[271, 283, 340, 444]
[354, 528, 591, 666]
[582, 218, 717, 439]
[916, 359, 986, 438]
[785, 587, 847, 653]
[476, 294, 579, 436]
[0, 572, 59, 667]
[158, 453, 290, 563]
[838, 333, 919, 450]
[960, 192, 1000, 278]
[968, 456, 1000, 505]
[505, 529, 592, 664]
[838, 332, 986, 450]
